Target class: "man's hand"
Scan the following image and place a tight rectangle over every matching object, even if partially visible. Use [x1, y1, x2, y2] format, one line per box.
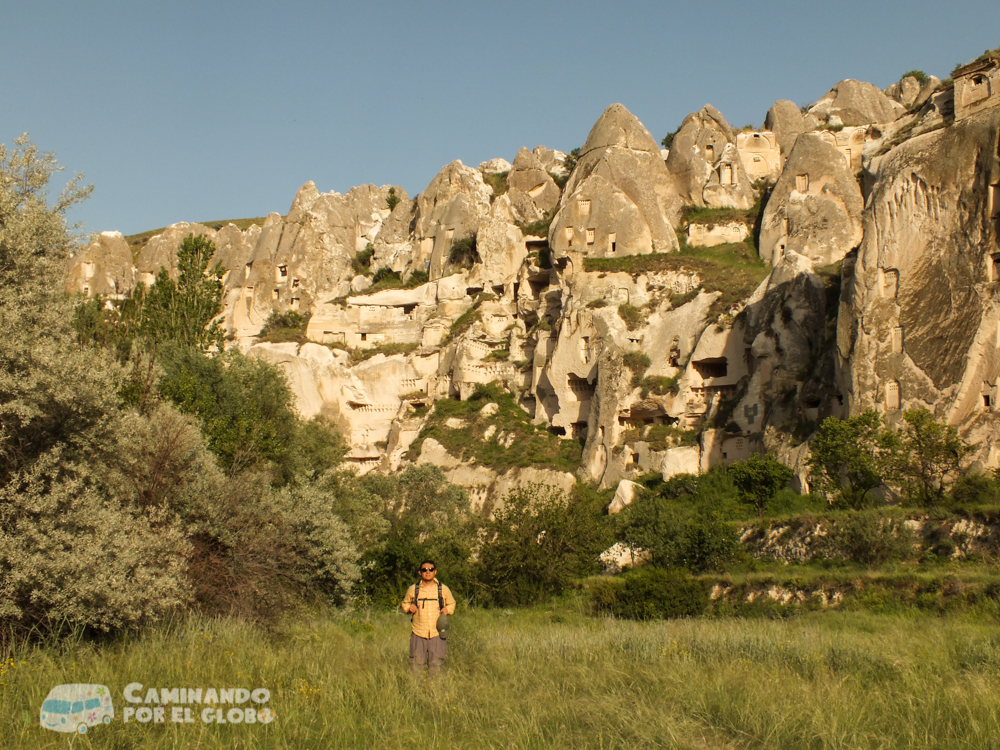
[408, 604, 418, 614]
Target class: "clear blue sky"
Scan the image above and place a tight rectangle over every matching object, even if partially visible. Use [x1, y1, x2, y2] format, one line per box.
[3, 0, 998, 236]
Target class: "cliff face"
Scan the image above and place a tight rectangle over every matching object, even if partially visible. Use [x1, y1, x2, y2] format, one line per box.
[839, 105, 1000, 462]
[67, 61, 1000, 497]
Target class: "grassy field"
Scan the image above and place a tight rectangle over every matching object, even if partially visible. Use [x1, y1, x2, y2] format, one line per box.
[6, 600, 1000, 749]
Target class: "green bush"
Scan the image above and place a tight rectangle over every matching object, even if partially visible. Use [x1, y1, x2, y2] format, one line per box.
[826, 512, 914, 568]
[257, 310, 310, 343]
[622, 351, 651, 385]
[591, 568, 708, 620]
[371, 267, 401, 286]
[352, 244, 375, 275]
[448, 235, 479, 269]
[618, 303, 643, 331]
[386, 187, 401, 211]
[615, 497, 739, 573]
[483, 171, 508, 201]
[474, 484, 608, 607]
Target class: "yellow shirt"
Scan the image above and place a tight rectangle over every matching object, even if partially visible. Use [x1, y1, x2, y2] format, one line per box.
[401, 579, 456, 639]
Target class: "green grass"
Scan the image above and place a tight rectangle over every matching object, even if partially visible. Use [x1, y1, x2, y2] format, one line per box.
[350, 342, 418, 363]
[585, 244, 769, 315]
[125, 217, 271, 260]
[8, 604, 1000, 749]
[406, 384, 581, 472]
[679, 205, 756, 228]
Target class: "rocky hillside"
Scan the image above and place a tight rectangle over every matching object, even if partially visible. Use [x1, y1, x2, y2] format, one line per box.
[67, 50, 1000, 504]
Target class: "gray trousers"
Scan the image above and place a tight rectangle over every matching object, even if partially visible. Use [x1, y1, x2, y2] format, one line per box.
[409, 634, 446, 677]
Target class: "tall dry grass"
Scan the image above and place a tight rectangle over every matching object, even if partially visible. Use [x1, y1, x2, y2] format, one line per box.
[4, 604, 1000, 749]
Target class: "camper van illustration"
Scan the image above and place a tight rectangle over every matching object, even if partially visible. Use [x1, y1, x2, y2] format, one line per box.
[40, 684, 114, 734]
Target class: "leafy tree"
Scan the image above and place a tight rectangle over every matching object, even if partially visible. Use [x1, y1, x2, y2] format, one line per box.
[808, 411, 895, 508]
[157, 345, 299, 477]
[126, 234, 225, 352]
[892, 408, 969, 507]
[729, 453, 794, 517]
[473, 484, 608, 606]
[343, 465, 476, 607]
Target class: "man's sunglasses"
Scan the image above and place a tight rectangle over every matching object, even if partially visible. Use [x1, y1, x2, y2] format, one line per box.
[419, 567, 435, 573]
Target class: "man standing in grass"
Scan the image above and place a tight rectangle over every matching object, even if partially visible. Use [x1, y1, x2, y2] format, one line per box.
[401, 560, 456, 679]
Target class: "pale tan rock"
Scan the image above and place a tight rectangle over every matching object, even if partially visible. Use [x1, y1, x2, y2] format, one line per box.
[808, 79, 905, 126]
[765, 100, 808, 157]
[66, 231, 134, 297]
[667, 105, 754, 209]
[608, 479, 642, 514]
[507, 147, 561, 214]
[759, 133, 864, 266]
[478, 157, 512, 174]
[412, 161, 493, 281]
[662, 445, 700, 479]
[736, 130, 782, 182]
[839, 106, 1000, 456]
[549, 104, 682, 258]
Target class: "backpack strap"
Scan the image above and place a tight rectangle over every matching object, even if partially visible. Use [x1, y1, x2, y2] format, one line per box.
[414, 580, 446, 613]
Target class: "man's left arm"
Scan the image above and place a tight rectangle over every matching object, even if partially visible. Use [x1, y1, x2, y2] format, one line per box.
[442, 585, 457, 615]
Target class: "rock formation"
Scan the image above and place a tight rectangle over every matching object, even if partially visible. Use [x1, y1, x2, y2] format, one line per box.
[68, 46, 1000, 501]
[758, 134, 864, 267]
[667, 105, 755, 209]
[807, 79, 906, 126]
[549, 104, 682, 259]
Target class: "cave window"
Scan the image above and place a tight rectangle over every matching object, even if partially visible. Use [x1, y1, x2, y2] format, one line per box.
[985, 394, 992, 408]
[844, 149, 852, 167]
[693, 358, 728, 379]
[290, 297, 300, 310]
[969, 74, 990, 104]
[704, 144, 715, 161]
[82, 285, 89, 296]
[272, 288, 279, 301]
[886, 381, 900, 410]
[720, 163, 733, 186]
[360, 333, 367, 341]
[578, 199, 591, 217]
[292, 278, 300, 289]
[796, 174, 809, 192]
[990, 184, 1000, 218]
[564, 227, 574, 247]
[608, 232, 617, 253]
[891, 326, 903, 353]
[753, 155, 763, 163]
[736, 438, 744, 451]
[598, 425, 605, 439]
[586, 228, 595, 245]
[245, 262, 252, 279]
[883, 269, 899, 298]
[579, 337, 591, 362]
[631, 453, 640, 464]
[722, 452, 727, 460]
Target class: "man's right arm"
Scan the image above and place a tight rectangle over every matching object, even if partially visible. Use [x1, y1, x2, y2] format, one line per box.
[400, 585, 417, 614]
